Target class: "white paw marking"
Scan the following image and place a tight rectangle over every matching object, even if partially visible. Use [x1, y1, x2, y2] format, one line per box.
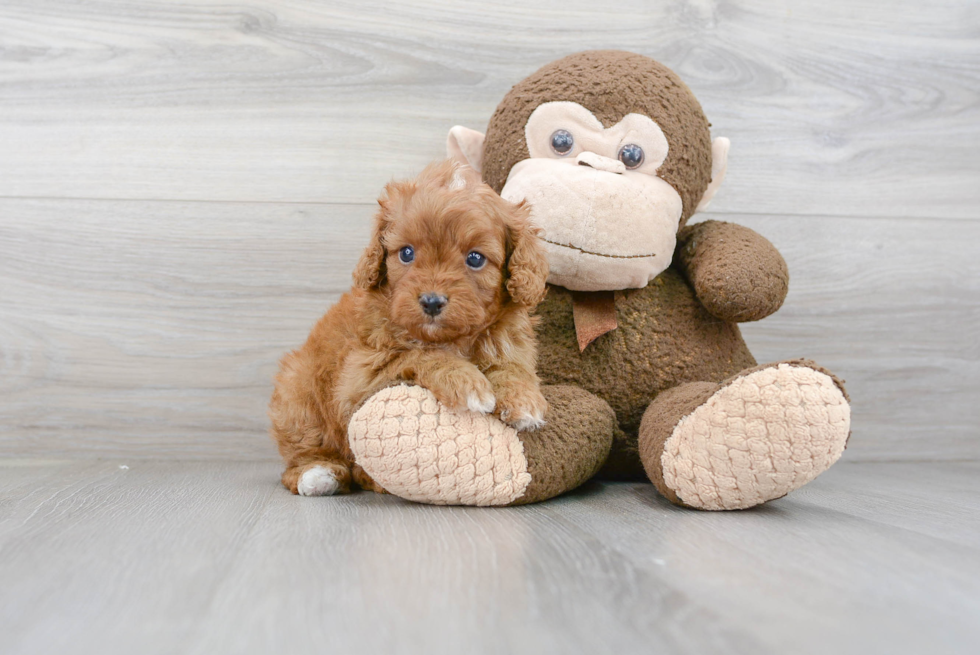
[466, 391, 496, 413]
[510, 409, 546, 432]
[297, 466, 340, 497]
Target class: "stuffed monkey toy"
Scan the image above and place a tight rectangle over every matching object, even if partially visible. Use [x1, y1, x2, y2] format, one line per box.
[346, 50, 851, 509]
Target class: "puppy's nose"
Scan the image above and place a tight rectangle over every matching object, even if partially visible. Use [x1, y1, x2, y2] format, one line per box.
[419, 292, 448, 317]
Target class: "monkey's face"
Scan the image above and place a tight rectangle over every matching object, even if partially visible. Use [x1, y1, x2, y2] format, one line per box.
[498, 101, 683, 291]
[447, 51, 729, 293]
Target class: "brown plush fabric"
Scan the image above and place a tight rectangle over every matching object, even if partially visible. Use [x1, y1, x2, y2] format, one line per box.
[676, 220, 790, 323]
[509, 385, 615, 505]
[734, 358, 851, 404]
[534, 269, 759, 479]
[599, 423, 638, 480]
[637, 381, 719, 504]
[482, 50, 713, 226]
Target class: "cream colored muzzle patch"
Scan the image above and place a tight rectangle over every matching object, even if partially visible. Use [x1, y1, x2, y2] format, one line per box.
[348, 385, 532, 506]
[501, 159, 682, 291]
[661, 364, 850, 510]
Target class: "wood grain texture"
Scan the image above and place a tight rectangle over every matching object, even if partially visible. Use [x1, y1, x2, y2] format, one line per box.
[0, 460, 276, 654]
[0, 0, 977, 218]
[543, 462, 980, 655]
[1, 199, 977, 460]
[0, 460, 978, 655]
[0, 198, 373, 459]
[733, 212, 980, 460]
[0, 0, 977, 462]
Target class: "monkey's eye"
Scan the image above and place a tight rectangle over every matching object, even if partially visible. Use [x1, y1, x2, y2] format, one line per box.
[465, 251, 487, 270]
[550, 130, 574, 156]
[618, 144, 644, 169]
[398, 246, 415, 264]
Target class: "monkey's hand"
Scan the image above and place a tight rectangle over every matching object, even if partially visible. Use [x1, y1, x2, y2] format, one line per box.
[486, 366, 548, 432]
[675, 220, 789, 323]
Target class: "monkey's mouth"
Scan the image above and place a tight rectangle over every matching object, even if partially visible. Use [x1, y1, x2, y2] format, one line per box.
[541, 237, 656, 260]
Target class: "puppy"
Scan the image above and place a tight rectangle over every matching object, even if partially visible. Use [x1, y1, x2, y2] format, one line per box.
[269, 160, 550, 496]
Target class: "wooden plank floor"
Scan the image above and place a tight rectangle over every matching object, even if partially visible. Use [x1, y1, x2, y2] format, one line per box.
[1, 459, 977, 655]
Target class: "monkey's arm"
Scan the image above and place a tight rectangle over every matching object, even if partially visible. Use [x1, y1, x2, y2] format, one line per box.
[674, 220, 789, 323]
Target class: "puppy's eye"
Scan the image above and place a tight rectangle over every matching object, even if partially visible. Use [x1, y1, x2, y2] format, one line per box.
[618, 144, 644, 169]
[466, 251, 487, 270]
[550, 129, 574, 156]
[398, 246, 415, 264]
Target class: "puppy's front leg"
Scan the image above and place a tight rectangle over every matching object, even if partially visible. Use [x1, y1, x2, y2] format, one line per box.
[485, 363, 548, 431]
[338, 348, 494, 420]
[410, 351, 496, 414]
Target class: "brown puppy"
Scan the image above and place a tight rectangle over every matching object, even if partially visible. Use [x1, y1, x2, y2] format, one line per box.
[269, 160, 550, 496]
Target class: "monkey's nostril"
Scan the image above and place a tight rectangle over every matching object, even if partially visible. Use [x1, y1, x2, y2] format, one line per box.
[419, 293, 448, 317]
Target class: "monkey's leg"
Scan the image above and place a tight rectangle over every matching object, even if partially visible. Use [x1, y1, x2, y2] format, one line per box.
[347, 384, 614, 506]
[638, 360, 851, 510]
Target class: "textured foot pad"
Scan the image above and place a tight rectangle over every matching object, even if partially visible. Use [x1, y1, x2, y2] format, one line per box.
[348, 385, 532, 506]
[662, 363, 850, 510]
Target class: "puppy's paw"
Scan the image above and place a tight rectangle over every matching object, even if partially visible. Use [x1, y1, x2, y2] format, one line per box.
[352, 464, 387, 494]
[297, 465, 341, 496]
[495, 384, 548, 432]
[509, 411, 546, 432]
[427, 367, 496, 414]
[466, 388, 496, 414]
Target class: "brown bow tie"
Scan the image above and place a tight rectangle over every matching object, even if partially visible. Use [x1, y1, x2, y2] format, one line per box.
[570, 290, 618, 352]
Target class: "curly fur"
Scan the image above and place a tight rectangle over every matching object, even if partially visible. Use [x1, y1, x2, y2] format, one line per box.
[270, 160, 550, 495]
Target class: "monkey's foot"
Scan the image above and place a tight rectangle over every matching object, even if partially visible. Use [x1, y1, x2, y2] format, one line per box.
[348, 384, 531, 506]
[639, 361, 851, 510]
[348, 384, 614, 506]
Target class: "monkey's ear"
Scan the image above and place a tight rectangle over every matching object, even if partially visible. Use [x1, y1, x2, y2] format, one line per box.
[505, 201, 549, 308]
[446, 126, 486, 174]
[352, 210, 388, 290]
[695, 137, 730, 214]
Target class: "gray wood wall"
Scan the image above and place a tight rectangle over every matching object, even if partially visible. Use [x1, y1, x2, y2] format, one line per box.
[1, 0, 977, 462]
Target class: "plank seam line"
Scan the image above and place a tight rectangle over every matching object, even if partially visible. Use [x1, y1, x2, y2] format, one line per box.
[0, 195, 977, 223]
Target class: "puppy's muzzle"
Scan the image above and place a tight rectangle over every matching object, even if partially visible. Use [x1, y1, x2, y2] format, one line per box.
[419, 292, 448, 317]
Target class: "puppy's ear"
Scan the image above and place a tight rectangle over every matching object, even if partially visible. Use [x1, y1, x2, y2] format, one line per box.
[352, 209, 388, 290]
[504, 200, 549, 308]
[353, 181, 408, 290]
